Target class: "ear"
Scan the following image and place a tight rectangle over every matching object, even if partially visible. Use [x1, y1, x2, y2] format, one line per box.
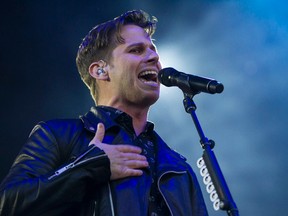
[89, 60, 109, 80]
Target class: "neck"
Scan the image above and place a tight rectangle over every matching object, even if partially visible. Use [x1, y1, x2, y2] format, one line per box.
[118, 105, 149, 136]
[130, 110, 149, 136]
[98, 100, 150, 136]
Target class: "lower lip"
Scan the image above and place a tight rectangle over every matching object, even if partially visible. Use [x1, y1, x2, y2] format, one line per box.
[139, 79, 159, 87]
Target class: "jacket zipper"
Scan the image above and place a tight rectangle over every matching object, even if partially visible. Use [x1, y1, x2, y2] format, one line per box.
[48, 145, 107, 180]
[157, 170, 187, 216]
[108, 182, 115, 216]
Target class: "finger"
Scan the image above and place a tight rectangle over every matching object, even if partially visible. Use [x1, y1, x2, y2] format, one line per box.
[121, 152, 147, 161]
[111, 168, 144, 180]
[116, 145, 142, 154]
[95, 123, 105, 142]
[122, 168, 144, 178]
[89, 123, 105, 146]
[124, 160, 149, 169]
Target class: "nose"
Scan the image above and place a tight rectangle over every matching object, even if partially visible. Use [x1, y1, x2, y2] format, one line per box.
[146, 48, 159, 64]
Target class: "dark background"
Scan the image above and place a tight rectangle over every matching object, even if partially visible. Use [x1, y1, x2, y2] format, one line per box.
[1, 0, 288, 215]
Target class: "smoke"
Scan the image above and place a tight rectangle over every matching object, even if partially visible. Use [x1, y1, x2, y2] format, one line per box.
[1, 1, 287, 215]
[150, 1, 288, 215]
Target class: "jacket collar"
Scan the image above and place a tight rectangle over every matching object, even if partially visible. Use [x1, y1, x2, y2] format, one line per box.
[152, 132, 189, 174]
[80, 106, 188, 173]
[80, 106, 119, 133]
[80, 106, 154, 134]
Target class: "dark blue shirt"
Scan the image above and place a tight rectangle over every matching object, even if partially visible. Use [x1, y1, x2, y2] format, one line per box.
[98, 106, 170, 216]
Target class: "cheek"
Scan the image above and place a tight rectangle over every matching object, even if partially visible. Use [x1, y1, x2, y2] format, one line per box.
[157, 61, 162, 70]
[110, 56, 140, 82]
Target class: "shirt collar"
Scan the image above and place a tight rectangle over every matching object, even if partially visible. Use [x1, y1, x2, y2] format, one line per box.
[98, 106, 155, 134]
[80, 106, 154, 134]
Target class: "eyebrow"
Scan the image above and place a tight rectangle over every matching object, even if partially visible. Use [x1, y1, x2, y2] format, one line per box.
[126, 42, 157, 51]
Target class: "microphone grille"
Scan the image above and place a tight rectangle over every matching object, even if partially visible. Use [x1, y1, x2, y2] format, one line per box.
[158, 67, 177, 86]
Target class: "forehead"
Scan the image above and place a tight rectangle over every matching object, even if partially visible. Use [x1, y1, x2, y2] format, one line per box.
[120, 25, 154, 45]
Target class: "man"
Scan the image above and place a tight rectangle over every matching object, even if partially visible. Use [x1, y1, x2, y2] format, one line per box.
[0, 10, 208, 215]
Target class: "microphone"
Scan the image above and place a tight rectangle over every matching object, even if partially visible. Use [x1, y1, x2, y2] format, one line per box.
[158, 67, 224, 94]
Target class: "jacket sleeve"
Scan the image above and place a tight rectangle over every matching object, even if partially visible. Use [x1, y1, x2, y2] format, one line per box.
[0, 121, 111, 216]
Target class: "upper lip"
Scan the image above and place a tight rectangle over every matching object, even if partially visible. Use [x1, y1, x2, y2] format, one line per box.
[139, 68, 159, 74]
[138, 69, 159, 82]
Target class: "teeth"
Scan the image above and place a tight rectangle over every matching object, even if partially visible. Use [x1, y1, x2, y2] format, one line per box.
[139, 70, 157, 76]
[138, 70, 158, 85]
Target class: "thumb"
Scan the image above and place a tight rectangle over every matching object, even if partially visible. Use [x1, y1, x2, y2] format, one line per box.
[89, 123, 105, 145]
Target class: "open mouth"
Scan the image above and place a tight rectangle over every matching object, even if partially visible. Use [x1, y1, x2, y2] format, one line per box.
[138, 70, 158, 84]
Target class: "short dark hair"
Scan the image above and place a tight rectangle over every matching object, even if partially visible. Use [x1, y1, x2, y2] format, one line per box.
[76, 10, 157, 103]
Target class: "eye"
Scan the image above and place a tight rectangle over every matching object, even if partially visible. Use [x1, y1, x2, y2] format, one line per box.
[129, 47, 143, 54]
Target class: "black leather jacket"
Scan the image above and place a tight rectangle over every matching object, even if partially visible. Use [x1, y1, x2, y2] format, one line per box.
[0, 107, 208, 216]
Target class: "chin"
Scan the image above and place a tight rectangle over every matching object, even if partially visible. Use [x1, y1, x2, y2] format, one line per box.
[143, 95, 159, 106]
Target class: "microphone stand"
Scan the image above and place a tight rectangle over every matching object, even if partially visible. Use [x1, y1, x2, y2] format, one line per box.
[183, 92, 239, 216]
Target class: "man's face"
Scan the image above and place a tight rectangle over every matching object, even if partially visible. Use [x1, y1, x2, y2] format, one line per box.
[106, 24, 161, 109]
